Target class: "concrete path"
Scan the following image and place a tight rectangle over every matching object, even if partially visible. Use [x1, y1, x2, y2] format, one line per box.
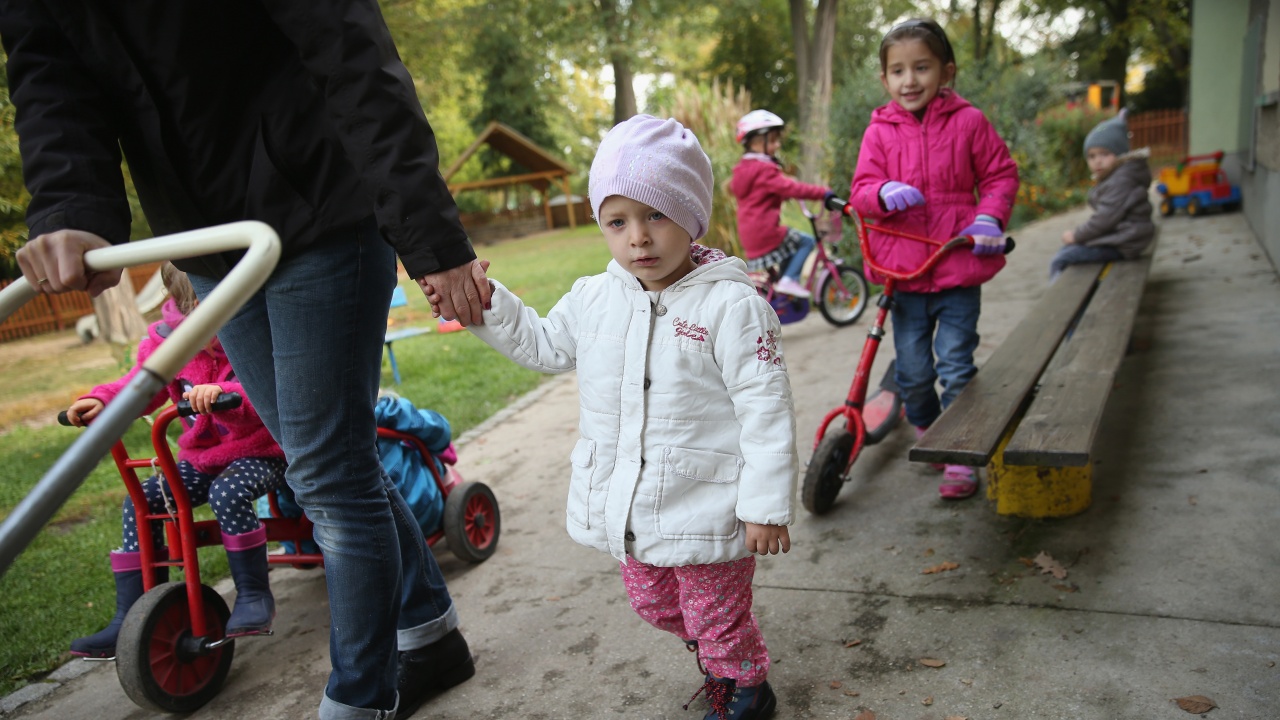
[5, 207, 1278, 719]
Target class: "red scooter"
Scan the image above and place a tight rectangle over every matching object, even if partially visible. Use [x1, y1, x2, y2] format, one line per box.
[801, 198, 1013, 514]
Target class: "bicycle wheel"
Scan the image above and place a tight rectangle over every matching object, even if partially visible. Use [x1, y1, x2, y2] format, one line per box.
[801, 429, 856, 515]
[817, 266, 869, 327]
[116, 582, 234, 713]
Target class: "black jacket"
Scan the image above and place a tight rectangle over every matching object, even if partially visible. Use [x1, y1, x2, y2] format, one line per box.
[0, 0, 474, 278]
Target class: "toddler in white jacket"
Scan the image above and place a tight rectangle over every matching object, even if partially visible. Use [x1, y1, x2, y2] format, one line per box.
[423, 115, 796, 720]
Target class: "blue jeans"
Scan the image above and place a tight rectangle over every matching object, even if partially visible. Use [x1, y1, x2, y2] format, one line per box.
[782, 230, 816, 282]
[190, 218, 458, 720]
[1049, 244, 1123, 281]
[891, 286, 982, 429]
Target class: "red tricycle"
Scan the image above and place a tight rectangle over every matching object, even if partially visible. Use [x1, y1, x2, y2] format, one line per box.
[801, 199, 1013, 514]
[58, 392, 500, 713]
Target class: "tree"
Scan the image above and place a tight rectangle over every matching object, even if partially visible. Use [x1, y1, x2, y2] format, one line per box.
[704, 0, 797, 124]
[789, 0, 840, 183]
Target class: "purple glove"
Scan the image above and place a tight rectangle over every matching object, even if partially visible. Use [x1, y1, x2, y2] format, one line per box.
[960, 218, 1004, 256]
[878, 181, 925, 212]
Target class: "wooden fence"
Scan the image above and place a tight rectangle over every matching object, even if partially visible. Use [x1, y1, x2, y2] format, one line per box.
[0, 263, 162, 343]
[1129, 109, 1187, 167]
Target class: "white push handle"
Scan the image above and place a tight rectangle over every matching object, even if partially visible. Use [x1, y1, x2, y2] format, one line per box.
[0, 221, 281, 577]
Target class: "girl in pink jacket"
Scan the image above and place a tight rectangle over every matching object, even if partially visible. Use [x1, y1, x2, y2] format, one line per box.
[66, 263, 287, 658]
[849, 18, 1019, 500]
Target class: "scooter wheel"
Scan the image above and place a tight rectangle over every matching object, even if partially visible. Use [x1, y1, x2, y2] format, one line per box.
[802, 430, 856, 515]
[443, 480, 501, 563]
[116, 582, 234, 713]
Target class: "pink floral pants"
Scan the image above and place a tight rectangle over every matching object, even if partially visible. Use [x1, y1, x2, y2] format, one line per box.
[619, 555, 769, 686]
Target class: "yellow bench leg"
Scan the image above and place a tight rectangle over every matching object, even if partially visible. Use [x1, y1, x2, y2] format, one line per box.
[985, 430, 1092, 518]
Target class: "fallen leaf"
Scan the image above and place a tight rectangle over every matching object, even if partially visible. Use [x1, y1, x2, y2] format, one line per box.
[1174, 695, 1217, 713]
[1188, 495, 1198, 506]
[545, 596, 561, 601]
[843, 639, 863, 648]
[960, 678, 973, 685]
[920, 657, 946, 668]
[843, 690, 860, 697]
[922, 561, 960, 574]
[829, 680, 842, 689]
[1017, 557, 1035, 567]
[923, 547, 935, 557]
[922, 696, 933, 705]
[854, 711, 877, 720]
[1033, 551, 1068, 579]
[946, 716, 969, 720]
[1052, 583, 1077, 593]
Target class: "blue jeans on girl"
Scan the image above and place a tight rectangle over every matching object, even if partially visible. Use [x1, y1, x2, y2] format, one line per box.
[891, 286, 982, 429]
[189, 218, 459, 720]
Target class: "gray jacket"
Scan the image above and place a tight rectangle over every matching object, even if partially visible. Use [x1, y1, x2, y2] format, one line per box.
[1073, 149, 1156, 259]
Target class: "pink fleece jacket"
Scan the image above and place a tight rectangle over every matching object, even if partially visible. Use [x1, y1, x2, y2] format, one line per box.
[849, 89, 1019, 293]
[82, 299, 283, 474]
[731, 153, 830, 259]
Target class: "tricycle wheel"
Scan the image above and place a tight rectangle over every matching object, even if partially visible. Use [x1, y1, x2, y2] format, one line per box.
[817, 266, 870, 327]
[802, 430, 856, 515]
[443, 481, 500, 563]
[116, 582, 234, 714]
[1159, 198, 1174, 217]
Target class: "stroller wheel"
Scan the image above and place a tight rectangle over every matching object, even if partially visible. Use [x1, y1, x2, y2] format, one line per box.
[802, 430, 856, 515]
[116, 582, 234, 713]
[443, 481, 501, 563]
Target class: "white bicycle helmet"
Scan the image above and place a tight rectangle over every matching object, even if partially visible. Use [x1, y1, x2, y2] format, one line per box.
[736, 109, 785, 144]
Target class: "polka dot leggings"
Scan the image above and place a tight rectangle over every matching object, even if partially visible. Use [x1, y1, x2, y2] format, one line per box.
[619, 555, 769, 686]
[121, 457, 287, 552]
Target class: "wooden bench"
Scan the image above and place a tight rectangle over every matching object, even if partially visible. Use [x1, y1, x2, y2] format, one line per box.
[910, 254, 1154, 517]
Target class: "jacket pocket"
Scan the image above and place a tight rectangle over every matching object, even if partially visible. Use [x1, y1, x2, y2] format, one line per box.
[656, 447, 742, 540]
[566, 438, 595, 529]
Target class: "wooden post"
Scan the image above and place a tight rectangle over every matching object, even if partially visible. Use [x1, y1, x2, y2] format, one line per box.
[543, 188, 553, 230]
[985, 418, 1092, 518]
[562, 176, 577, 228]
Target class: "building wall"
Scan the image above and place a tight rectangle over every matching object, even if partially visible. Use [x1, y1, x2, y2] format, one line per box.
[1189, 0, 1249, 158]
[1240, 0, 1280, 268]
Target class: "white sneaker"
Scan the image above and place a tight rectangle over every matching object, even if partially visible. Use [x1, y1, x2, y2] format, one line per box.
[774, 276, 811, 298]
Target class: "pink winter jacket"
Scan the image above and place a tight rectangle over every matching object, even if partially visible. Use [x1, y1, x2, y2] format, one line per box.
[731, 154, 830, 259]
[850, 90, 1019, 293]
[82, 299, 284, 474]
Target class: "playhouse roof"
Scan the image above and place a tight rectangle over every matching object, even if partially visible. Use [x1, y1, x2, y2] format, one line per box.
[443, 121, 574, 193]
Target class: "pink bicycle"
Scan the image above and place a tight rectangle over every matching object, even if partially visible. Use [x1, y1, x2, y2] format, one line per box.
[751, 199, 870, 327]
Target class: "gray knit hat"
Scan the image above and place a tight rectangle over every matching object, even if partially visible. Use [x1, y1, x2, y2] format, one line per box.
[589, 115, 713, 241]
[1083, 109, 1130, 156]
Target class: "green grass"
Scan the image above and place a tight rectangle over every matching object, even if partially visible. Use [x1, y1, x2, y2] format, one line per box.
[0, 225, 612, 697]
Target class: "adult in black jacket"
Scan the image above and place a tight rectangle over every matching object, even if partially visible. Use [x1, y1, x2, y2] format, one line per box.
[1, 2, 487, 718]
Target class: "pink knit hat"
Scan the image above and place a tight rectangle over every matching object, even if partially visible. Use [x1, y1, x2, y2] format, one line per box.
[588, 115, 713, 241]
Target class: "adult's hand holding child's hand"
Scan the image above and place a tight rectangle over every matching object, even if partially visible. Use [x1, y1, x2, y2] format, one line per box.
[417, 259, 491, 327]
[745, 523, 791, 556]
[878, 181, 925, 212]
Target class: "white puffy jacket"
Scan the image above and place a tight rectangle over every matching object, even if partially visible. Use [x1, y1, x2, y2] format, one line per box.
[471, 257, 798, 567]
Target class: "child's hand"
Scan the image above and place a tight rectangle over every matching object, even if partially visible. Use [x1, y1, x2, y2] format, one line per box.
[417, 260, 491, 320]
[745, 523, 791, 556]
[66, 398, 104, 427]
[878, 181, 925, 212]
[1061, 230, 1076, 245]
[183, 384, 222, 414]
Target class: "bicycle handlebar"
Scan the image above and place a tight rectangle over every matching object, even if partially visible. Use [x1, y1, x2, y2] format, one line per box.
[57, 392, 244, 427]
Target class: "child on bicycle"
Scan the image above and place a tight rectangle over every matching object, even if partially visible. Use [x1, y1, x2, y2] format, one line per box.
[849, 17, 1019, 500]
[65, 262, 287, 657]
[423, 115, 796, 720]
[731, 109, 836, 298]
[1050, 109, 1155, 280]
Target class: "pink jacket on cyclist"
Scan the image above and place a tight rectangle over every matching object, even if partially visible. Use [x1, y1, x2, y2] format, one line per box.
[731, 153, 829, 259]
[849, 89, 1019, 293]
[82, 299, 284, 475]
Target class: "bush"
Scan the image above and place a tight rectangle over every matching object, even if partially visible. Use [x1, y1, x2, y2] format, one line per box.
[1035, 103, 1113, 187]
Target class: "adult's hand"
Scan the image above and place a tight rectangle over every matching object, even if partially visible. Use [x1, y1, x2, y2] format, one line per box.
[416, 259, 491, 327]
[16, 229, 121, 297]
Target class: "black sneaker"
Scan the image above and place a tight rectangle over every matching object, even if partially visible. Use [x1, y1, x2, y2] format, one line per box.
[685, 673, 777, 720]
[394, 628, 476, 719]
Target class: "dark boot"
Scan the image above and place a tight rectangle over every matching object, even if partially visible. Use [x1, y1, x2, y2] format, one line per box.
[685, 673, 777, 720]
[395, 628, 475, 719]
[70, 551, 165, 659]
[224, 527, 275, 637]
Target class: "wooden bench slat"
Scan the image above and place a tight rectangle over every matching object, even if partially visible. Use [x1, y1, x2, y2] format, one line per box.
[909, 263, 1104, 467]
[1003, 258, 1152, 466]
